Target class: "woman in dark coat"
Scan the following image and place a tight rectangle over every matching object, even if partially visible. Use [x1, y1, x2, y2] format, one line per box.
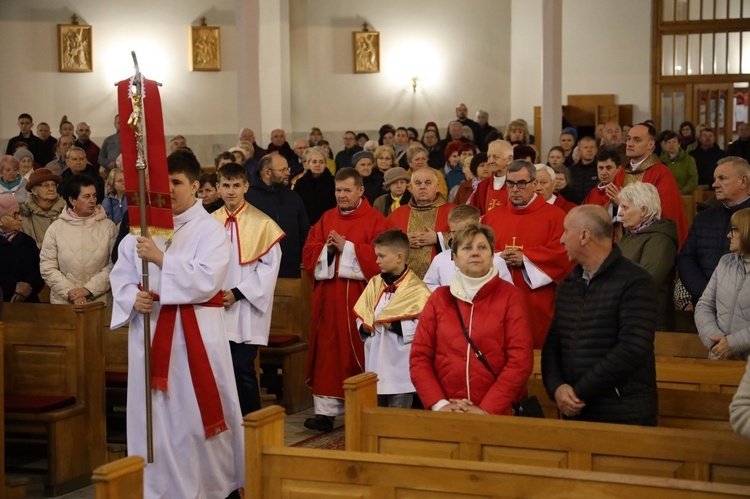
[291, 146, 336, 225]
[0, 195, 44, 302]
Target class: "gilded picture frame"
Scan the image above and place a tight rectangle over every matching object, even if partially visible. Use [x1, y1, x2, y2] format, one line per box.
[353, 30, 380, 73]
[190, 25, 221, 71]
[58, 24, 93, 72]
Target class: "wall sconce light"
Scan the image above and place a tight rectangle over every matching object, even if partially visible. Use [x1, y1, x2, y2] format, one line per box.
[411, 76, 424, 93]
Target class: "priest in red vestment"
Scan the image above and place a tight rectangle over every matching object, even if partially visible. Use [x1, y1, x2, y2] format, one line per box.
[605, 123, 688, 246]
[469, 139, 514, 215]
[387, 167, 454, 279]
[484, 160, 575, 349]
[302, 168, 389, 432]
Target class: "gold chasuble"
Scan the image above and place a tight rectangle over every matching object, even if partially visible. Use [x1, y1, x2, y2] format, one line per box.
[353, 269, 432, 333]
[387, 196, 453, 279]
[212, 201, 285, 264]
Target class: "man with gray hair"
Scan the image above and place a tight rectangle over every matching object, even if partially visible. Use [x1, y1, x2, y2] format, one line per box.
[238, 127, 266, 160]
[475, 109, 498, 151]
[542, 205, 658, 426]
[678, 156, 750, 305]
[469, 139, 515, 215]
[483, 160, 573, 349]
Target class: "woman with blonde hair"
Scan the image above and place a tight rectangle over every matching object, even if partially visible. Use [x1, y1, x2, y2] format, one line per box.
[102, 167, 127, 225]
[374, 145, 396, 174]
[696, 208, 750, 361]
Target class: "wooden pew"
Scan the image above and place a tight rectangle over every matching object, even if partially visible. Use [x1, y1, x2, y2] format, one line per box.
[243, 405, 750, 499]
[3, 302, 106, 497]
[259, 274, 313, 413]
[529, 350, 745, 427]
[345, 373, 750, 486]
[92, 456, 144, 499]
[94, 404, 750, 498]
[654, 331, 707, 359]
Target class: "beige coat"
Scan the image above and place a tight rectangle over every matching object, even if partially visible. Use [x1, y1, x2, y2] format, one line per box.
[20, 195, 67, 249]
[40, 206, 117, 304]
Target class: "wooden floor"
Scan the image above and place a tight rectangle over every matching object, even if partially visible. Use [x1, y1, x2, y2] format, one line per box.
[18, 406, 318, 498]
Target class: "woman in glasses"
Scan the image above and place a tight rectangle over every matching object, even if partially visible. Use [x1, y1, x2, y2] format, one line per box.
[0, 195, 44, 303]
[19, 167, 67, 249]
[695, 207, 750, 360]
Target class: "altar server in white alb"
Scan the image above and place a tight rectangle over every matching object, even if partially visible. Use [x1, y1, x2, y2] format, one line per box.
[110, 150, 244, 498]
[212, 162, 284, 415]
[353, 229, 432, 408]
[423, 204, 511, 291]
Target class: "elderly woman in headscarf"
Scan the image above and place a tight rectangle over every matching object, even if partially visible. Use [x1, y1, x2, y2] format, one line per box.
[617, 182, 679, 330]
[0, 155, 28, 204]
[14, 149, 35, 180]
[353, 150, 384, 205]
[0, 195, 44, 303]
[40, 174, 117, 305]
[19, 167, 66, 249]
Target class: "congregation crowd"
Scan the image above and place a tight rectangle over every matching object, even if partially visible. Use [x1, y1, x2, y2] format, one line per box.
[2, 103, 750, 497]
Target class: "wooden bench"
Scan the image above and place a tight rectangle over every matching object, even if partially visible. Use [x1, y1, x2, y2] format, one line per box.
[528, 349, 744, 429]
[259, 274, 313, 413]
[654, 330, 707, 358]
[3, 302, 106, 497]
[344, 373, 750, 486]
[92, 456, 144, 499]
[93, 405, 750, 498]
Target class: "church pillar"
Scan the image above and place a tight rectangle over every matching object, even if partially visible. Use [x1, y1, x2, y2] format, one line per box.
[236, 0, 291, 144]
[540, 0, 563, 156]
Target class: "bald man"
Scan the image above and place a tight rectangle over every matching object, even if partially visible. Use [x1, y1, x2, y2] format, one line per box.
[542, 205, 658, 426]
[74, 121, 101, 169]
[387, 167, 454, 279]
[265, 129, 297, 169]
[238, 128, 266, 160]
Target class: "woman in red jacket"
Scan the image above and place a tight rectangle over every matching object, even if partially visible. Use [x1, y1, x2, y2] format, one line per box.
[410, 224, 533, 415]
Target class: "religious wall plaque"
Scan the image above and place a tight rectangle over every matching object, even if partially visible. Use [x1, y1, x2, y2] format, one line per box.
[353, 23, 379, 74]
[191, 19, 221, 71]
[58, 17, 93, 72]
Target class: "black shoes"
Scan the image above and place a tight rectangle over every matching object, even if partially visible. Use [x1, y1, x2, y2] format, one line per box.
[304, 414, 335, 432]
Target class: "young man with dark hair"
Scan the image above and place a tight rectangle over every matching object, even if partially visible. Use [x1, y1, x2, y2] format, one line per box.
[212, 162, 284, 416]
[6, 113, 43, 158]
[110, 149, 244, 498]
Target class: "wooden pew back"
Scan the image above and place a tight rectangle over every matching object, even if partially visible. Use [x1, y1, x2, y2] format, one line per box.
[269, 275, 311, 342]
[654, 331, 707, 358]
[245, 405, 750, 499]
[345, 373, 750, 486]
[3, 302, 106, 495]
[92, 456, 144, 499]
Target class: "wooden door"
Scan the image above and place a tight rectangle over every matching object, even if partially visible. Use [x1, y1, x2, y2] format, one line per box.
[694, 84, 734, 149]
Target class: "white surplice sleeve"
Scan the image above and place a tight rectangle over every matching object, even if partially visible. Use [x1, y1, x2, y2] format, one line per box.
[521, 255, 553, 289]
[109, 235, 142, 329]
[235, 244, 282, 316]
[338, 241, 366, 280]
[314, 246, 335, 280]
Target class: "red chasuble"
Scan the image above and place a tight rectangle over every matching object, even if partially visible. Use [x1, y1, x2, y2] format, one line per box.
[552, 194, 577, 213]
[302, 198, 389, 399]
[582, 184, 611, 207]
[483, 196, 574, 349]
[613, 155, 687, 247]
[387, 199, 454, 279]
[469, 176, 508, 215]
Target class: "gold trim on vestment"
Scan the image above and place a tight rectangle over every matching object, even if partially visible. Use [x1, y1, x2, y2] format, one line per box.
[212, 202, 286, 264]
[353, 269, 431, 333]
[130, 225, 174, 239]
[622, 153, 660, 187]
[406, 196, 447, 279]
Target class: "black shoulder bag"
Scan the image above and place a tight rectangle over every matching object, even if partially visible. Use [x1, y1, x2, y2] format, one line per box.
[452, 297, 544, 418]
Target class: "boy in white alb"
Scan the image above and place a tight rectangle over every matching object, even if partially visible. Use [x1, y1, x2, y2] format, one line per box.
[353, 229, 431, 407]
[212, 162, 284, 415]
[423, 205, 512, 291]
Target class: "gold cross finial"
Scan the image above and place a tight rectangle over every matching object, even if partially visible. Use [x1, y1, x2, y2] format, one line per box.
[200, 16, 207, 27]
[71, 14, 79, 25]
[362, 22, 369, 31]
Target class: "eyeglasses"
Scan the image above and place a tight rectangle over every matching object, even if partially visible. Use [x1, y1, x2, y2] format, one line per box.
[3, 212, 21, 220]
[39, 181, 58, 189]
[271, 167, 290, 174]
[730, 226, 740, 234]
[506, 179, 531, 190]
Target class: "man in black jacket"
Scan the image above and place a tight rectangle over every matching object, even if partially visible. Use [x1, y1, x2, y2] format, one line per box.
[246, 154, 310, 278]
[678, 156, 750, 305]
[542, 205, 658, 426]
